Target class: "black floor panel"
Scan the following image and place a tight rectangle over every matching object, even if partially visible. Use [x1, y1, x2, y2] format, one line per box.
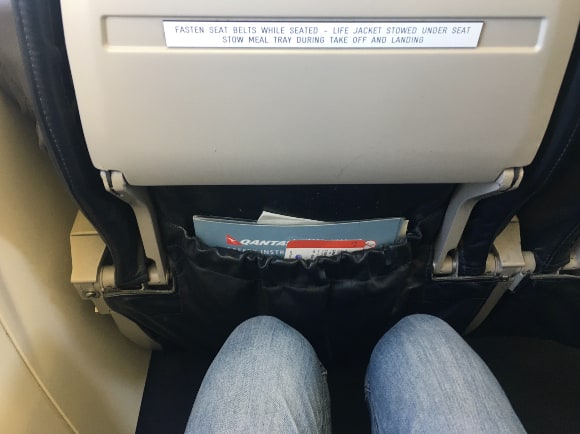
[136, 350, 214, 434]
[327, 362, 370, 434]
[469, 337, 580, 434]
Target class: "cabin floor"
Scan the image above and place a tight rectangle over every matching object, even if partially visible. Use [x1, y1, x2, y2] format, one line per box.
[136, 280, 580, 434]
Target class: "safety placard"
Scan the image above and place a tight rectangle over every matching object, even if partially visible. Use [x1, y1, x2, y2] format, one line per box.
[163, 21, 483, 49]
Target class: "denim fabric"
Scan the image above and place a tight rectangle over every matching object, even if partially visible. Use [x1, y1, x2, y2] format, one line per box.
[187, 314, 524, 434]
[185, 316, 331, 434]
[365, 315, 526, 434]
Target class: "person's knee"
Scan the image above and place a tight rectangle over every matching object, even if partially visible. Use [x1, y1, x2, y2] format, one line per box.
[368, 315, 459, 379]
[188, 316, 330, 433]
[374, 314, 455, 352]
[393, 313, 454, 337]
[365, 315, 526, 434]
[226, 315, 318, 371]
[229, 315, 305, 349]
[232, 315, 291, 338]
[222, 315, 326, 414]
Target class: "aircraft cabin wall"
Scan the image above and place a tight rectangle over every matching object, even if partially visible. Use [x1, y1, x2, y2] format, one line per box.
[0, 90, 150, 433]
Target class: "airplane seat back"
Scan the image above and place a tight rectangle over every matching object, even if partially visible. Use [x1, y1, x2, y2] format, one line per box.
[458, 27, 580, 276]
[10, 0, 580, 354]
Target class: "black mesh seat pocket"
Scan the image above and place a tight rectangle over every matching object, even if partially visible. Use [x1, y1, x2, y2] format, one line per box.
[105, 225, 413, 363]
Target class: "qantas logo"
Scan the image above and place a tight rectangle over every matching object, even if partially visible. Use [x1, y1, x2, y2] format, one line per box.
[226, 235, 287, 246]
[225, 234, 242, 245]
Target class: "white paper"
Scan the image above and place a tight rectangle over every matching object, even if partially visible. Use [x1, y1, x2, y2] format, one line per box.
[257, 211, 322, 225]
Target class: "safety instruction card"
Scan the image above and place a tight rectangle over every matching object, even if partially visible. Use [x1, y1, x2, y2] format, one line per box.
[193, 213, 408, 259]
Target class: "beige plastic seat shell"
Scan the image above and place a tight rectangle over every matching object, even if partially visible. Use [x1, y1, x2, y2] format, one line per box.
[61, 0, 580, 185]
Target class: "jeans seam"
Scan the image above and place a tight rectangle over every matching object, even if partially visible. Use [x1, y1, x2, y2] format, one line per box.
[364, 382, 381, 434]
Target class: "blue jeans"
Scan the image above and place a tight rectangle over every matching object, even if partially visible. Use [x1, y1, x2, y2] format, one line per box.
[185, 315, 525, 434]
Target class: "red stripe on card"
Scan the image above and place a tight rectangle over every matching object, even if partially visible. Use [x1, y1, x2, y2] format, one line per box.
[286, 239, 367, 248]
